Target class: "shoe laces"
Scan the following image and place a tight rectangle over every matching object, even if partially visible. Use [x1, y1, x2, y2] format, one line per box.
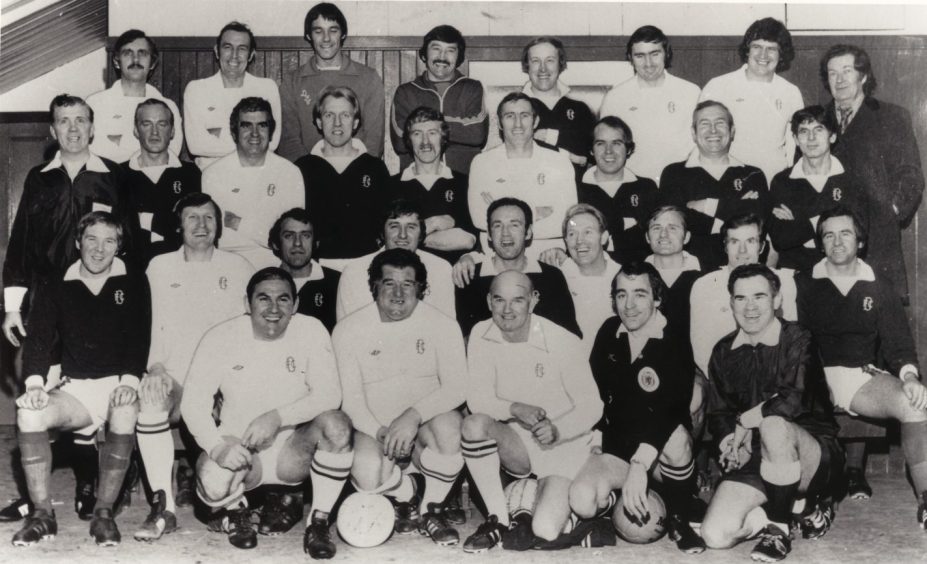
[423, 510, 450, 535]
[229, 506, 252, 532]
[307, 519, 331, 543]
[474, 516, 503, 542]
[759, 527, 788, 551]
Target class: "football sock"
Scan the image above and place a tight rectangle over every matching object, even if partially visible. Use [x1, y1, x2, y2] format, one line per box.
[96, 432, 135, 510]
[659, 459, 695, 519]
[901, 422, 927, 493]
[136, 409, 176, 512]
[308, 449, 354, 523]
[19, 431, 53, 512]
[462, 438, 509, 526]
[418, 448, 463, 511]
[760, 459, 801, 534]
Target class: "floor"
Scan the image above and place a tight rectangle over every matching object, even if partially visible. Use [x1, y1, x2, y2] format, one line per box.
[1, 427, 926, 564]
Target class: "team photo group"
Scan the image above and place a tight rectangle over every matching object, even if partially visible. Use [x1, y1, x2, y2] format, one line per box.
[2, 1, 925, 562]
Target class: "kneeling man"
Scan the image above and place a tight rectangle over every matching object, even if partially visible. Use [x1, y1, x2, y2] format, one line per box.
[181, 267, 353, 557]
[702, 264, 843, 562]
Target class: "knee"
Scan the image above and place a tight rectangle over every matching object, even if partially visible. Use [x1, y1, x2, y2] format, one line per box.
[108, 403, 139, 433]
[700, 518, 737, 550]
[317, 410, 353, 450]
[896, 393, 927, 423]
[428, 411, 463, 452]
[532, 514, 563, 542]
[662, 427, 694, 466]
[17, 407, 48, 432]
[461, 413, 493, 441]
[568, 482, 599, 519]
[196, 460, 231, 502]
[351, 447, 385, 490]
[759, 416, 792, 455]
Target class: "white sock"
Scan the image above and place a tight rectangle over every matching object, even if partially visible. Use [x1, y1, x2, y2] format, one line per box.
[462, 438, 509, 526]
[137, 410, 176, 512]
[390, 474, 416, 503]
[308, 449, 353, 522]
[418, 448, 463, 512]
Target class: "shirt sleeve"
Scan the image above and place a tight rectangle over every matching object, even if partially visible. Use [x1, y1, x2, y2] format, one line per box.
[411, 318, 467, 422]
[180, 331, 227, 455]
[21, 279, 57, 383]
[758, 325, 813, 422]
[466, 334, 514, 421]
[706, 343, 737, 449]
[3, 169, 39, 293]
[266, 80, 283, 153]
[876, 278, 919, 374]
[276, 322, 342, 426]
[550, 341, 603, 442]
[445, 82, 489, 149]
[357, 73, 386, 158]
[887, 105, 925, 224]
[332, 323, 383, 438]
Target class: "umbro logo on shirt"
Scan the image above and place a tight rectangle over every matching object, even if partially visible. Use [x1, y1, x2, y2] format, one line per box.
[233, 365, 244, 370]
[370, 349, 381, 356]
[170, 283, 181, 288]
[208, 106, 216, 112]
[496, 178, 506, 183]
[113, 114, 122, 119]
[232, 188, 240, 193]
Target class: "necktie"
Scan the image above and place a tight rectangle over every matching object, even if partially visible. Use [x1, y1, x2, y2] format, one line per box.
[838, 107, 852, 134]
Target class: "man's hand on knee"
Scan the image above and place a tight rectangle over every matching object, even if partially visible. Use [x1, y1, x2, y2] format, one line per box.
[210, 440, 253, 472]
[241, 410, 282, 451]
[16, 384, 48, 410]
[110, 384, 138, 407]
[384, 408, 421, 460]
[139, 366, 173, 405]
[902, 374, 927, 411]
[531, 418, 559, 445]
[511, 402, 546, 430]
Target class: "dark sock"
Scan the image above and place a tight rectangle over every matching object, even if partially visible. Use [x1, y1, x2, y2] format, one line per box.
[96, 432, 135, 509]
[659, 460, 695, 519]
[762, 481, 800, 529]
[71, 442, 99, 487]
[901, 421, 927, 493]
[19, 431, 53, 512]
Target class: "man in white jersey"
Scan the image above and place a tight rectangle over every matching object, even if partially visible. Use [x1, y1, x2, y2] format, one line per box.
[202, 97, 304, 269]
[334, 248, 467, 546]
[182, 268, 353, 557]
[599, 25, 700, 181]
[136, 192, 254, 541]
[184, 22, 282, 169]
[468, 92, 577, 256]
[700, 18, 804, 182]
[87, 29, 183, 163]
[337, 199, 455, 320]
[461, 270, 603, 552]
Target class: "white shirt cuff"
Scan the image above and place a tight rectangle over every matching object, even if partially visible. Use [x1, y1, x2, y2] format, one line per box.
[739, 402, 765, 429]
[24, 375, 45, 389]
[630, 443, 659, 468]
[900, 364, 919, 381]
[705, 198, 720, 218]
[119, 374, 140, 390]
[4, 287, 27, 312]
[711, 218, 724, 234]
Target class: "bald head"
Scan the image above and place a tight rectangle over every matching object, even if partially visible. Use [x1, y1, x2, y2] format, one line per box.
[488, 270, 538, 342]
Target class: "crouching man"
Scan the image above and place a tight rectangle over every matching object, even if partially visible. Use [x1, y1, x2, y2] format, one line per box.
[702, 264, 843, 562]
[181, 267, 354, 558]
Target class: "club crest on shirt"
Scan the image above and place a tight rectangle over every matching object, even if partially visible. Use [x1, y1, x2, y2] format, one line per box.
[361, 175, 371, 188]
[267, 184, 276, 197]
[734, 178, 744, 191]
[173, 181, 182, 194]
[667, 101, 676, 114]
[776, 99, 783, 110]
[445, 190, 455, 203]
[537, 173, 546, 186]
[832, 187, 842, 202]
[566, 109, 575, 121]
[286, 356, 296, 373]
[114, 289, 125, 305]
[314, 292, 324, 307]
[535, 363, 545, 378]
[300, 89, 312, 106]
[630, 194, 639, 208]
[863, 296, 873, 311]
[638, 367, 660, 392]
[416, 339, 426, 355]
[219, 276, 228, 290]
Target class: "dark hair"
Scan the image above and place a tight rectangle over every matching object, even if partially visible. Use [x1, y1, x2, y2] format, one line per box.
[367, 248, 428, 300]
[487, 197, 533, 230]
[247, 267, 297, 302]
[721, 212, 766, 244]
[820, 44, 877, 97]
[739, 18, 794, 72]
[594, 115, 636, 157]
[216, 21, 257, 54]
[420, 25, 465, 67]
[693, 100, 734, 129]
[312, 85, 362, 135]
[49, 94, 93, 123]
[381, 199, 426, 246]
[113, 29, 158, 74]
[815, 204, 868, 255]
[610, 261, 668, 314]
[496, 91, 538, 123]
[173, 192, 223, 244]
[727, 263, 781, 296]
[402, 106, 449, 156]
[230, 97, 276, 143]
[647, 205, 689, 232]
[269, 208, 314, 257]
[304, 2, 348, 43]
[521, 36, 567, 73]
[134, 98, 174, 127]
[790, 105, 838, 137]
[626, 25, 672, 69]
[76, 211, 124, 251]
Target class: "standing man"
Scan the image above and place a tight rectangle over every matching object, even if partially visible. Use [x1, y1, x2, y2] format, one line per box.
[296, 86, 391, 264]
[336, 199, 455, 321]
[202, 97, 304, 269]
[469, 92, 577, 256]
[183, 21, 282, 170]
[182, 268, 354, 555]
[461, 270, 603, 552]
[334, 249, 468, 546]
[390, 25, 488, 175]
[390, 107, 477, 264]
[599, 26, 700, 181]
[137, 192, 254, 541]
[521, 36, 596, 175]
[822, 44, 924, 304]
[88, 29, 183, 163]
[269, 208, 340, 333]
[12, 212, 149, 547]
[701, 18, 804, 182]
[702, 264, 843, 562]
[796, 206, 927, 530]
[122, 98, 201, 265]
[279, 2, 385, 160]
[769, 105, 865, 272]
[659, 101, 770, 270]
